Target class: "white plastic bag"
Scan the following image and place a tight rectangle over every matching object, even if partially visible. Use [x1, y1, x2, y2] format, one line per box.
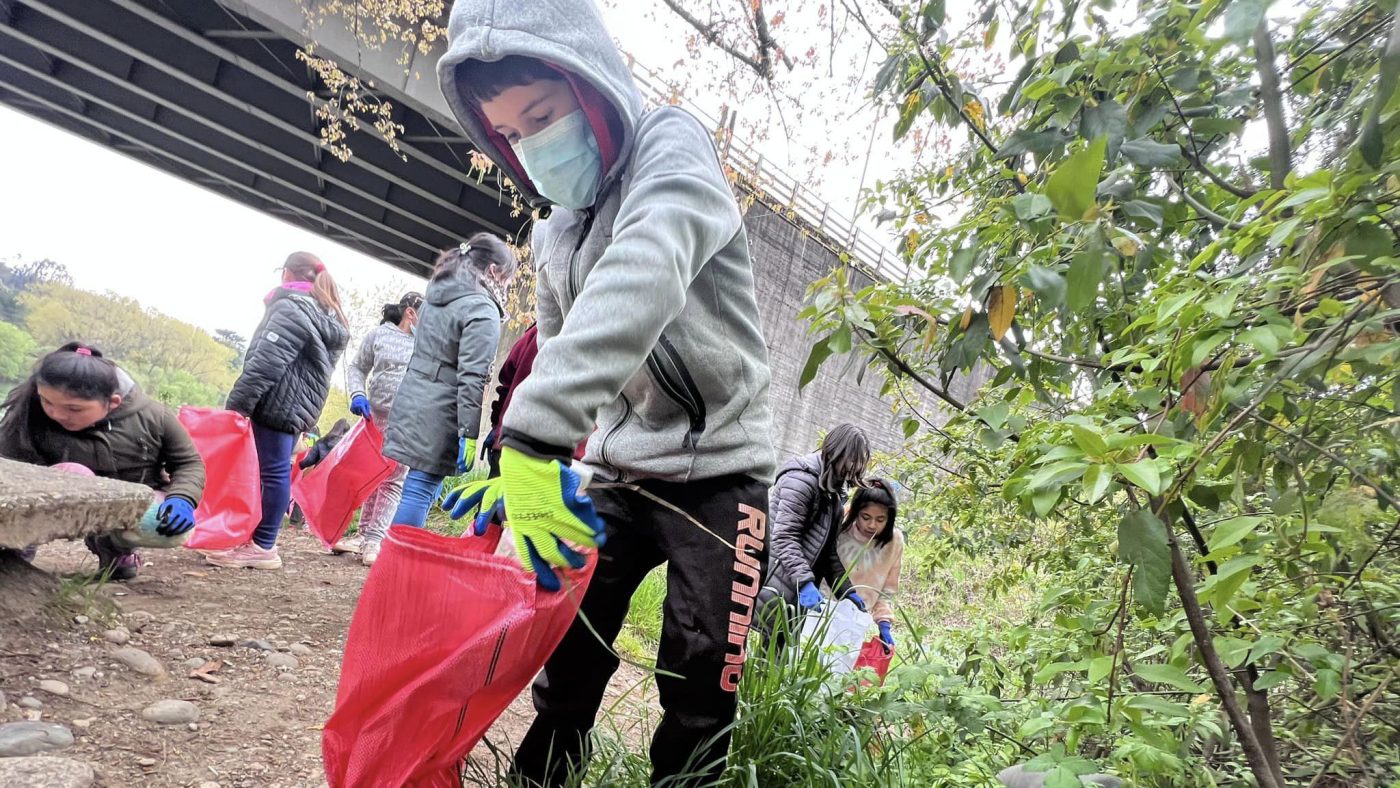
[799, 598, 874, 675]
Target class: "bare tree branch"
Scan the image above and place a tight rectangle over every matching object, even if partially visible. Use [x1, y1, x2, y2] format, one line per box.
[660, 0, 788, 80]
[1254, 18, 1293, 190]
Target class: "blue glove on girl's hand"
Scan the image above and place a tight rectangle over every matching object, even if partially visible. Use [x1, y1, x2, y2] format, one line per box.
[798, 581, 824, 611]
[846, 590, 867, 612]
[349, 394, 371, 418]
[155, 497, 197, 536]
[878, 620, 895, 653]
[456, 437, 476, 475]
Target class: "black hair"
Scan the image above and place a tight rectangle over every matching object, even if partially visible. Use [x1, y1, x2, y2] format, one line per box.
[841, 479, 899, 548]
[0, 342, 119, 463]
[818, 423, 871, 492]
[459, 55, 566, 105]
[432, 232, 518, 285]
[381, 291, 424, 325]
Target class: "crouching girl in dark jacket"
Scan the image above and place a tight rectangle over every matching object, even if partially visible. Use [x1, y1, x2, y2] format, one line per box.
[757, 423, 872, 640]
[0, 343, 206, 580]
[206, 252, 349, 570]
[382, 234, 516, 529]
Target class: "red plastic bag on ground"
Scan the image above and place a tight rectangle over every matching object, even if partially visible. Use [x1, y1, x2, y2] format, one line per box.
[178, 407, 261, 551]
[853, 637, 893, 682]
[323, 525, 596, 788]
[292, 419, 395, 549]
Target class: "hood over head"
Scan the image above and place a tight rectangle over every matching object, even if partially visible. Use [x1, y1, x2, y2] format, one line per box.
[437, 0, 644, 207]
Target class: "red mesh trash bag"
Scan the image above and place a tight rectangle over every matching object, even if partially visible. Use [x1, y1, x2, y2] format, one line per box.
[292, 419, 395, 549]
[323, 525, 596, 788]
[178, 407, 261, 551]
[853, 637, 893, 682]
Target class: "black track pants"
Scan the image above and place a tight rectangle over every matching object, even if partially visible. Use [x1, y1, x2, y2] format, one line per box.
[509, 474, 769, 787]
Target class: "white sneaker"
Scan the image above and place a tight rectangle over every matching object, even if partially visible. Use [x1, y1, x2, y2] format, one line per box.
[360, 541, 381, 566]
[202, 543, 282, 570]
[332, 535, 363, 555]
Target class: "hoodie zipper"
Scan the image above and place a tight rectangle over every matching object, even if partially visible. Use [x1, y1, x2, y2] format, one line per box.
[566, 208, 596, 303]
[599, 392, 633, 473]
[645, 335, 707, 450]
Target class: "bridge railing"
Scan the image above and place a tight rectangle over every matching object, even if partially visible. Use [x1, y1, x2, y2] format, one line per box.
[627, 63, 908, 284]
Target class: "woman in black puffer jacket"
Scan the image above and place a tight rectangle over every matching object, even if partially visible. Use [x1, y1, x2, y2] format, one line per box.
[206, 252, 349, 570]
[757, 423, 871, 639]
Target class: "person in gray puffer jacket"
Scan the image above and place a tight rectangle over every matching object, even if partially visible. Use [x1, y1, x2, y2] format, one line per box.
[382, 235, 516, 529]
[337, 291, 423, 565]
[758, 424, 873, 639]
[209, 252, 349, 571]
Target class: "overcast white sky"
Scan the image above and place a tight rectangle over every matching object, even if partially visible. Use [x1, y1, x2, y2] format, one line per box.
[0, 2, 911, 342]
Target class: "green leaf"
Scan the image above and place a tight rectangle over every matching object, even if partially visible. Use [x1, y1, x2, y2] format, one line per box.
[902, 418, 919, 439]
[829, 324, 853, 354]
[1012, 192, 1054, 222]
[1032, 486, 1061, 518]
[1044, 767, 1083, 788]
[1208, 515, 1265, 552]
[1222, 0, 1272, 44]
[1314, 668, 1341, 701]
[1117, 460, 1164, 496]
[1088, 654, 1115, 683]
[1253, 670, 1290, 691]
[1248, 635, 1285, 666]
[1118, 510, 1171, 615]
[950, 245, 977, 283]
[997, 128, 1066, 158]
[1047, 136, 1107, 221]
[1134, 662, 1207, 693]
[1120, 137, 1184, 168]
[1240, 326, 1281, 358]
[1081, 99, 1127, 162]
[1024, 265, 1067, 308]
[799, 337, 834, 389]
[1070, 425, 1110, 457]
[1067, 245, 1107, 313]
[1215, 636, 1252, 668]
[1034, 660, 1086, 684]
[1083, 464, 1111, 503]
[1201, 555, 1260, 609]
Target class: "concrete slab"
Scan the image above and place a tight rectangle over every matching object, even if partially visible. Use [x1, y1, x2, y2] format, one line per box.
[0, 459, 154, 550]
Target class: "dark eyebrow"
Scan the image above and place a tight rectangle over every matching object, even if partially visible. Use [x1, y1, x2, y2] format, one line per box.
[520, 94, 552, 117]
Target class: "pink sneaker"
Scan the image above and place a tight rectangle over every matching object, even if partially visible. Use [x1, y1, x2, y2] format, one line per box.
[202, 543, 283, 570]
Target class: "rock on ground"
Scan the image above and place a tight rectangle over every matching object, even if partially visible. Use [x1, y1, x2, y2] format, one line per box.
[140, 700, 200, 725]
[0, 722, 76, 757]
[0, 755, 95, 788]
[38, 680, 69, 697]
[111, 647, 165, 678]
[18, 696, 43, 710]
[265, 653, 299, 670]
[102, 628, 129, 645]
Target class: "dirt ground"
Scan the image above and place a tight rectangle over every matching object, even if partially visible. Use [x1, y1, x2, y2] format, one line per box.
[1, 528, 657, 788]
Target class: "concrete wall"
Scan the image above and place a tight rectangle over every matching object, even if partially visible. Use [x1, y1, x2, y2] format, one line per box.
[744, 202, 985, 460]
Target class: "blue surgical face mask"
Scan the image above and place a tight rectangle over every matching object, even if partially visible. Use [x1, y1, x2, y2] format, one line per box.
[511, 110, 602, 210]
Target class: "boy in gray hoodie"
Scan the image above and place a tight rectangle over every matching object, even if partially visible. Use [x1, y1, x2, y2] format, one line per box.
[437, 0, 776, 784]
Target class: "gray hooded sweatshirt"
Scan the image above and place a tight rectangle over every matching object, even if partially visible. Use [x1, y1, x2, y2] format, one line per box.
[438, 0, 776, 484]
[346, 321, 415, 421]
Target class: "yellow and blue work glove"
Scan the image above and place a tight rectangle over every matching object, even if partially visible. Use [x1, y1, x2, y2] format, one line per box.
[441, 446, 604, 592]
[456, 436, 477, 475]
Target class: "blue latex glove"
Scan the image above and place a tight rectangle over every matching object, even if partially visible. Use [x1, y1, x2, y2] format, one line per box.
[798, 581, 824, 611]
[441, 447, 604, 592]
[846, 590, 867, 612]
[155, 497, 197, 537]
[456, 437, 476, 475]
[878, 620, 895, 653]
[349, 394, 371, 418]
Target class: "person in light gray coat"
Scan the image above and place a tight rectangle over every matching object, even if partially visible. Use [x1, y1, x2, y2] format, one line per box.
[337, 291, 422, 564]
[382, 236, 516, 529]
